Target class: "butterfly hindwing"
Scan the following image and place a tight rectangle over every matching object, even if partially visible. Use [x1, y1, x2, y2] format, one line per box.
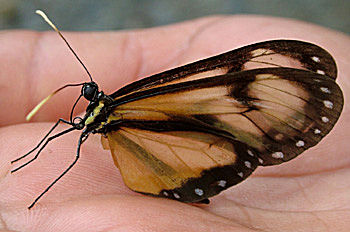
[102, 67, 343, 201]
[102, 128, 259, 202]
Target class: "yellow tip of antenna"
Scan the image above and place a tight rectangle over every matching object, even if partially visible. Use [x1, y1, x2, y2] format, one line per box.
[35, 10, 59, 32]
[26, 93, 55, 121]
[26, 10, 61, 121]
[27, 10, 93, 121]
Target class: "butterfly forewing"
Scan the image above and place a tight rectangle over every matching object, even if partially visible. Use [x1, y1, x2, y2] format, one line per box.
[111, 40, 337, 100]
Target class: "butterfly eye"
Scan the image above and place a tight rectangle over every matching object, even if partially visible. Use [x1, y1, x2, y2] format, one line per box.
[82, 82, 99, 101]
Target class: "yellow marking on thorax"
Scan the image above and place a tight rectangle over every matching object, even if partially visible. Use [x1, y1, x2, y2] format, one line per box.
[85, 101, 105, 126]
[107, 113, 122, 123]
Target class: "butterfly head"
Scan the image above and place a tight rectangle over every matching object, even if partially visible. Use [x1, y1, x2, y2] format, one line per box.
[82, 82, 99, 102]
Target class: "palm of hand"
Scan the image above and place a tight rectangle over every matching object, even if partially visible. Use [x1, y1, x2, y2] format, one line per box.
[0, 16, 349, 232]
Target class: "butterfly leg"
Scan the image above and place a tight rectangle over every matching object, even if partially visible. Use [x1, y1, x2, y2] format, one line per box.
[27, 131, 88, 209]
[11, 127, 76, 173]
[11, 119, 74, 171]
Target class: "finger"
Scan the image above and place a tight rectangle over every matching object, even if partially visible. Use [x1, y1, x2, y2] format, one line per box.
[1, 15, 349, 125]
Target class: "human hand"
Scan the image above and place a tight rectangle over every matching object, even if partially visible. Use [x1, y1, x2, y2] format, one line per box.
[1, 15, 349, 232]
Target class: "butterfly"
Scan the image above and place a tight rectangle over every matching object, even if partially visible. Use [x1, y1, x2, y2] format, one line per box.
[11, 11, 344, 208]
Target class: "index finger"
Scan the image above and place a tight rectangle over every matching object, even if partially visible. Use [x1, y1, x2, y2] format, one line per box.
[0, 15, 348, 126]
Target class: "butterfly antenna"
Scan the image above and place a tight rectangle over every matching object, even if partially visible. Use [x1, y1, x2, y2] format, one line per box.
[26, 83, 84, 121]
[35, 10, 93, 82]
[26, 10, 93, 121]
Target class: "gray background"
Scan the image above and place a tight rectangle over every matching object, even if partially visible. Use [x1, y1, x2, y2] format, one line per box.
[1, 0, 349, 34]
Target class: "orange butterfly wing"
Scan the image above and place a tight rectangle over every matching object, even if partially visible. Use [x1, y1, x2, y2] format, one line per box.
[101, 41, 343, 202]
[102, 128, 258, 202]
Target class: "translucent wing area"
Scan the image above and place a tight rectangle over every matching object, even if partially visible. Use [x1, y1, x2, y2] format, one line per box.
[102, 128, 259, 202]
[111, 40, 337, 99]
[103, 67, 343, 202]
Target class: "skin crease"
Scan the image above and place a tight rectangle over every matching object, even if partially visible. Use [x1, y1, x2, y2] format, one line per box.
[0, 15, 349, 232]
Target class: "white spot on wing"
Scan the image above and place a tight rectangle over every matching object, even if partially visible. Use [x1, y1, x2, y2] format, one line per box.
[296, 140, 305, 147]
[173, 193, 180, 199]
[218, 180, 227, 187]
[311, 56, 321, 63]
[320, 87, 331, 93]
[317, 70, 325, 75]
[314, 129, 321, 134]
[163, 191, 169, 197]
[272, 152, 284, 159]
[258, 158, 264, 164]
[323, 100, 333, 109]
[247, 150, 254, 156]
[244, 161, 252, 169]
[195, 188, 204, 196]
[322, 116, 329, 123]
[238, 172, 243, 178]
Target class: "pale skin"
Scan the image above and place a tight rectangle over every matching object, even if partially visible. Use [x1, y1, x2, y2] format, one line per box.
[0, 15, 349, 232]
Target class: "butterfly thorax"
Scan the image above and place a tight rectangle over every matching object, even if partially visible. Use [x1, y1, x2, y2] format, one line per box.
[83, 90, 116, 134]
